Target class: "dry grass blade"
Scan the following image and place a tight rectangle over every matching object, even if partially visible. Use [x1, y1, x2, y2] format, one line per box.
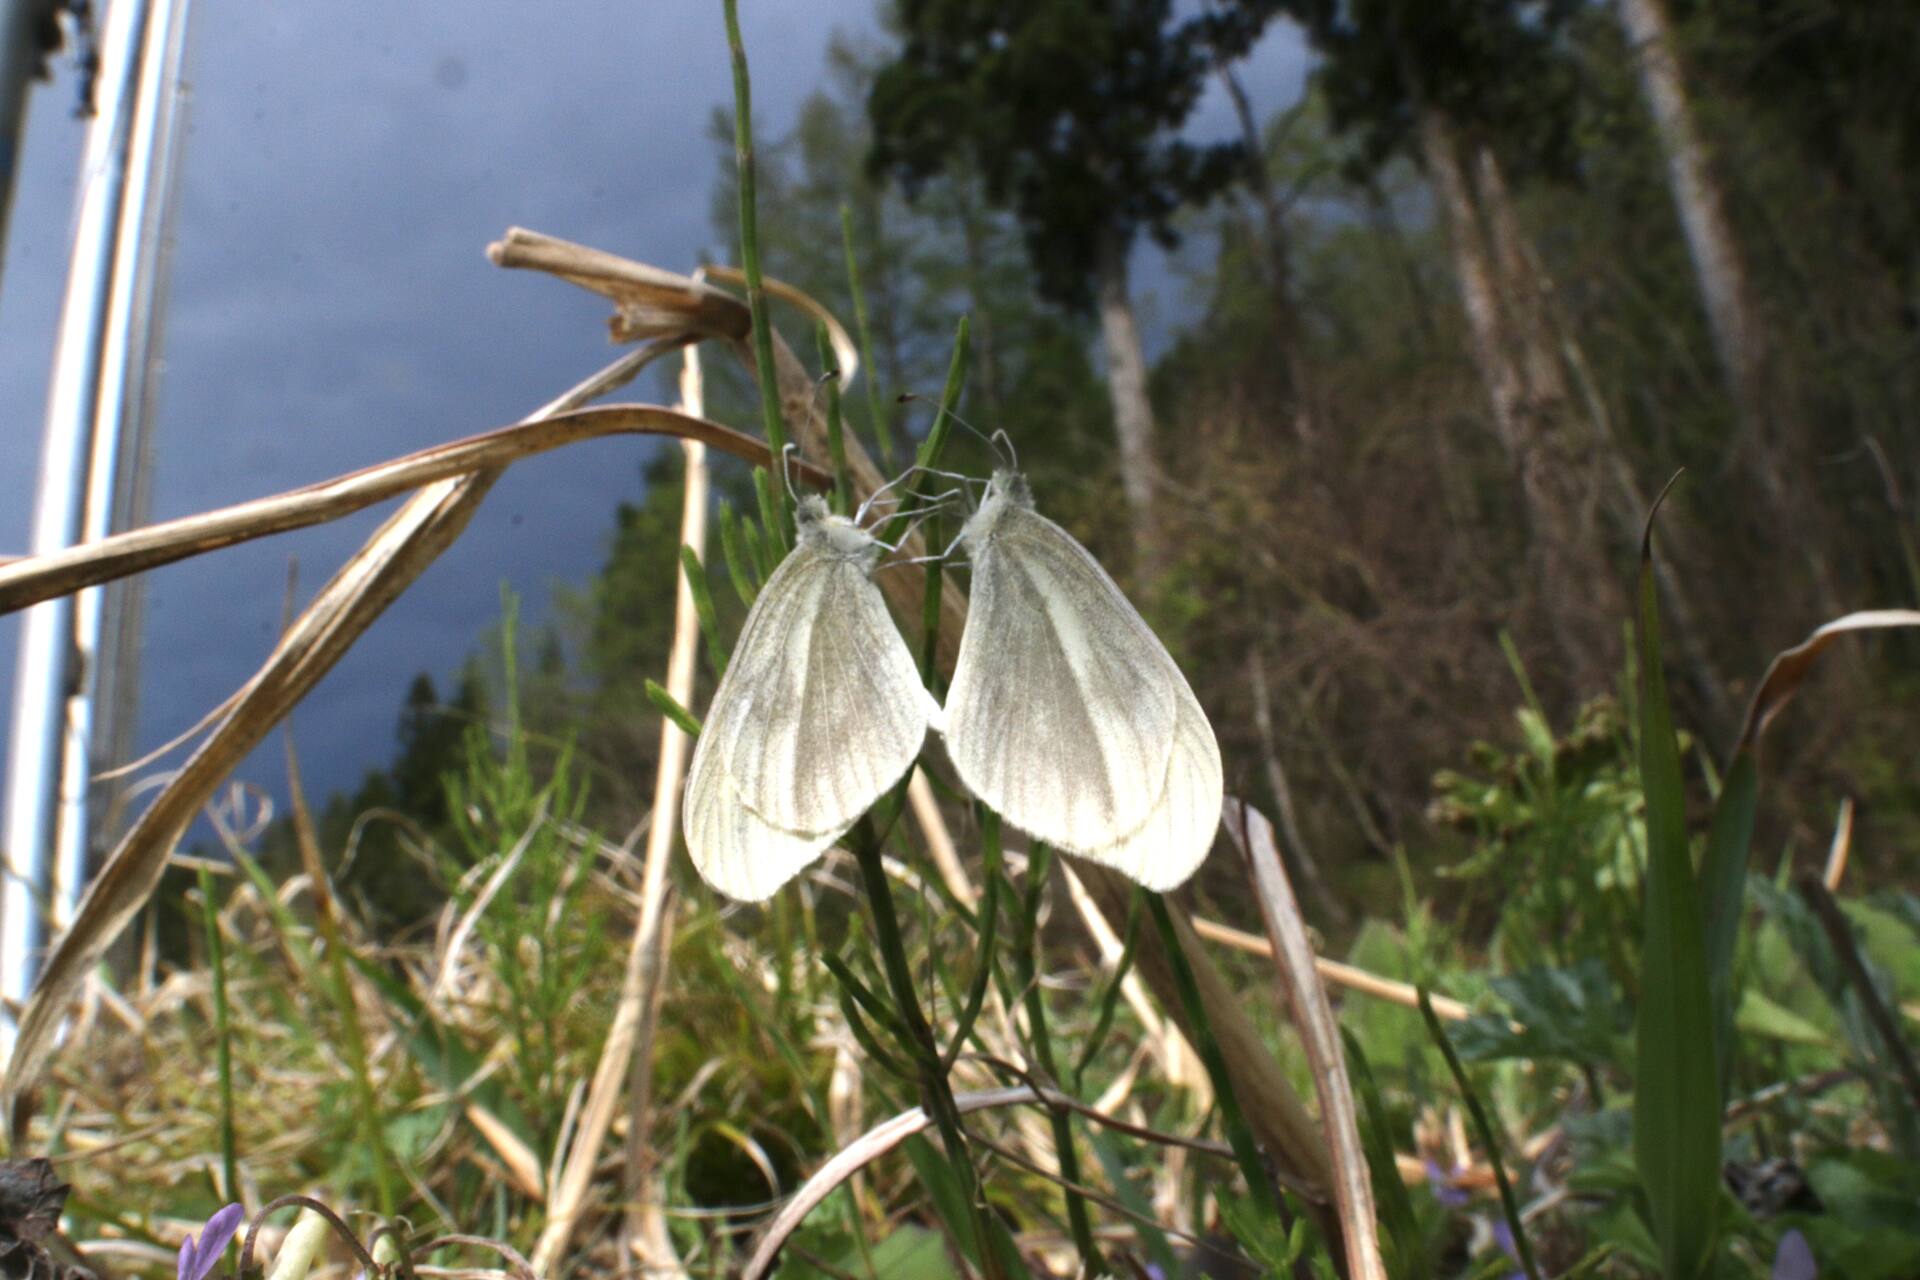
[464, 1104, 544, 1202]
[1824, 796, 1855, 892]
[1735, 609, 1920, 750]
[624, 347, 712, 1277]
[530, 348, 716, 1280]
[487, 228, 750, 345]
[1224, 798, 1385, 1280]
[0, 403, 823, 615]
[6, 473, 492, 1136]
[703, 262, 860, 389]
[489, 227, 970, 669]
[1070, 861, 1331, 1202]
[1189, 915, 1475, 1021]
[3, 347, 686, 1135]
[740, 1085, 1235, 1280]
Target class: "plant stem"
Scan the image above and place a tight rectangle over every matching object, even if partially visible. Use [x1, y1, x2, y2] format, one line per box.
[724, 0, 790, 536]
[196, 865, 239, 1201]
[1418, 988, 1541, 1280]
[849, 823, 1008, 1279]
[1146, 893, 1280, 1217]
[841, 204, 895, 462]
[1011, 845, 1103, 1274]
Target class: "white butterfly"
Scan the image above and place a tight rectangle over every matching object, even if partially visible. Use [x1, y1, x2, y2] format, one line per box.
[943, 470, 1222, 890]
[683, 494, 939, 901]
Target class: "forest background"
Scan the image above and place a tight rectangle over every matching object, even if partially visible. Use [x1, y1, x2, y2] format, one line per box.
[23, 0, 1920, 1277]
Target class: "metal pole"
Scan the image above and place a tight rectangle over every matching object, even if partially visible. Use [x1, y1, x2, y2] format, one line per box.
[0, 0, 151, 1044]
[58, 0, 191, 928]
[0, 0, 61, 293]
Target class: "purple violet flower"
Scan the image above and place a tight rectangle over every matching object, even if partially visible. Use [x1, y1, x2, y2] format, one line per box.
[1772, 1229, 1817, 1280]
[178, 1203, 245, 1280]
[1423, 1157, 1471, 1208]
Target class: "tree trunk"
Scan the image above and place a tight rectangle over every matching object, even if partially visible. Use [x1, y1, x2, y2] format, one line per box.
[1415, 103, 1623, 691]
[1616, 0, 1848, 625]
[1615, 0, 1769, 454]
[1220, 67, 1317, 444]
[1476, 145, 1739, 736]
[1095, 235, 1162, 577]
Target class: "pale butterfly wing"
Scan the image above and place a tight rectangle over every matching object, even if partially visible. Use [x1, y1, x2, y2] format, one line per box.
[946, 472, 1220, 888]
[683, 497, 934, 901]
[1071, 686, 1222, 890]
[683, 771, 846, 903]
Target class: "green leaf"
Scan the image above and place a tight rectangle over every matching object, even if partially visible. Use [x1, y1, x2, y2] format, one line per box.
[644, 680, 701, 738]
[678, 545, 729, 678]
[902, 1135, 1025, 1276]
[1631, 543, 1722, 1278]
[1452, 960, 1625, 1066]
[1733, 988, 1832, 1047]
[1218, 1190, 1295, 1272]
[1086, 1132, 1178, 1278]
[1700, 748, 1759, 1095]
[1343, 1029, 1431, 1280]
[718, 500, 760, 607]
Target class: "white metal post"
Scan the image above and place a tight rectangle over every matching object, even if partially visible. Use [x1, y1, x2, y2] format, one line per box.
[0, 0, 165, 1044]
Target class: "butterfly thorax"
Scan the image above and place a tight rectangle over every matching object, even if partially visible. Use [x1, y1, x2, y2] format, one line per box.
[795, 495, 883, 567]
[961, 469, 1035, 548]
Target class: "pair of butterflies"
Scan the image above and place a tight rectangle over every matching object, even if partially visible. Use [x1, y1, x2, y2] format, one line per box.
[682, 469, 1223, 902]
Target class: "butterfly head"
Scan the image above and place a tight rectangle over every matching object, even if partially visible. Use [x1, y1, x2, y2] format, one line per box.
[795, 494, 882, 564]
[961, 469, 1033, 545]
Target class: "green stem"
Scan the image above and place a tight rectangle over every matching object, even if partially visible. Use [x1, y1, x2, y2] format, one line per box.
[1072, 889, 1142, 1094]
[1145, 894, 1279, 1217]
[942, 812, 1003, 1070]
[881, 316, 969, 553]
[1418, 988, 1542, 1280]
[849, 823, 1007, 1280]
[724, 0, 790, 536]
[841, 204, 895, 462]
[1011, 845, 1102, 1274]
[196, 865, 239, 1202]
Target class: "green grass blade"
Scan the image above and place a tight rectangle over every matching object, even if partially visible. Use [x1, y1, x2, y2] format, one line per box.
[1072, 888, 1142, 1094]
[942, 811, 1003, 1070]
[717, 500, 759, 607]
[195, 865, 240, 1201]
[881, 315, 968, 554]
[1145, 893, 1279, 1217]
[722, 0, 789, 538]
[1631, 542, 1722, 1278]
[1419, 989, 1540, 1280]
[644, 680, 702, 738]
[840, 203, 894, 462]
[1342, 1029, 1430, 1280]
[1701, 749, 1759, 1098]
[753, 466, 789, 558]
[678, 545, 728, 678]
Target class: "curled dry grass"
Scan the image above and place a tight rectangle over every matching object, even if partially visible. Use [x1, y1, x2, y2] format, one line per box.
[10, 227, 1561, 1276]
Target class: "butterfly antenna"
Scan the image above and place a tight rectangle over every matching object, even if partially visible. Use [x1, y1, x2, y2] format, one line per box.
[990, 428, 1018, 473]
[856, 463, 929, 526]
[897, 391, 1013, 471]
[870, 488, 965, 552]
[780, 442, 803, 507]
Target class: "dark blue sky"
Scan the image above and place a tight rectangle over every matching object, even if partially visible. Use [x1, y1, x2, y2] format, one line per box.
[0, 2, 1307, 825]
